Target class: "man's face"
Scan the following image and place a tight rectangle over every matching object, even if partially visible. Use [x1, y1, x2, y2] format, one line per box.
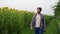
[37, 9, 41, 13]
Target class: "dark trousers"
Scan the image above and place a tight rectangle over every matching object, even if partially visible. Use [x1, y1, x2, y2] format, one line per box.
[35, 28, 43, 34]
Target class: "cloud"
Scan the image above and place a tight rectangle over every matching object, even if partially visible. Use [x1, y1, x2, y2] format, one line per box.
[0, 0, 58, 15]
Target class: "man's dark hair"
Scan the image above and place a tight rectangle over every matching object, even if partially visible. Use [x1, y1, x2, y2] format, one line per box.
[37, 7, 42, 11]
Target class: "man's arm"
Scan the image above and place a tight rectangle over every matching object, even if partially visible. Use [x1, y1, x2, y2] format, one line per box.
[43, 16, 46, 32]
[30, 16, 34, 29]
[30, 14, 35, 29]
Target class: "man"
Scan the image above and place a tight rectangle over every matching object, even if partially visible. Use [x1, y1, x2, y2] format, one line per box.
[30, 7, 46, 34]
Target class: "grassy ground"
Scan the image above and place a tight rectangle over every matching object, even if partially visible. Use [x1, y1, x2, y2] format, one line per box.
[21, 19, 59, 34]
[45, 19, 58, 34]
[56, 17, 60, 34]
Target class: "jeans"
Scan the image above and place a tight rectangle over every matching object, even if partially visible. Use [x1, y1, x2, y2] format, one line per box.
[35, 28, 43, 34]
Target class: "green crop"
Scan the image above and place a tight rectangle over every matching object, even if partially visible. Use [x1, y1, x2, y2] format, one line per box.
[0, 7, 59, 34]
[0, 7, 34, 34]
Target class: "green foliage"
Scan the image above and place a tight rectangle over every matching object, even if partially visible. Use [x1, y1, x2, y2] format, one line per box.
[0, 7, 34, 34]
[45, 19, 58, 34]
[0, 7, 58, 34]
[54, 0, 60, 17]
[56, 17, 60, 34]
[54, 0, 60, 34]
[44, 15, 54, 26]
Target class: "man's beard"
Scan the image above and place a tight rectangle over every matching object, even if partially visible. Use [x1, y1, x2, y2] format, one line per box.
[37, 12, 40, 14]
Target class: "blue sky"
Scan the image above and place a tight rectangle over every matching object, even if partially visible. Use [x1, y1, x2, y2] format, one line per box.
[0, 0, 59, 16]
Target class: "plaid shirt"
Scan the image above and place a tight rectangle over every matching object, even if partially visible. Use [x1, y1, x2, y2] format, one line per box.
[31, 14, 46, 29]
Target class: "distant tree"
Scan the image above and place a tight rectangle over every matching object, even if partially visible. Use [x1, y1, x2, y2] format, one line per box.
[54, 0, 60, 17]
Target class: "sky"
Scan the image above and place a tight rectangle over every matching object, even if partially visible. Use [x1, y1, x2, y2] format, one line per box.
[0, 0, 59, 16]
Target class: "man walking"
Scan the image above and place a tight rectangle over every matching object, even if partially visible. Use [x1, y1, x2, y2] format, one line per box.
[30, 7, 46, 34]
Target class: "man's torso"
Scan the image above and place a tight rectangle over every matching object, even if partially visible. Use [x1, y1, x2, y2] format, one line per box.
[35, 14, 41, 28]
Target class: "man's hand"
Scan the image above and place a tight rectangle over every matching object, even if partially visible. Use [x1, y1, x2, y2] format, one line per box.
[44, 28, 46, 32]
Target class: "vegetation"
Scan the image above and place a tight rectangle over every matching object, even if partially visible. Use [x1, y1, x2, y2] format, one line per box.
[54, 0, 60, 17]
[45, 19, 58, 34]
[0, 7, 34, 34]
[54, 0, 60, 34]
[0, 7, 59, 34]
[0, 0, 60, 34]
